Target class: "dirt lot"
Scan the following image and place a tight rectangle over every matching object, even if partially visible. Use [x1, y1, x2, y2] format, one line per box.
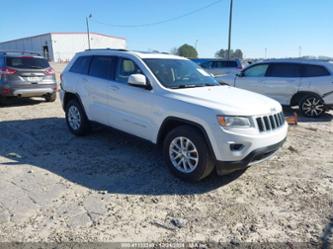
[0, 88, 332, 244]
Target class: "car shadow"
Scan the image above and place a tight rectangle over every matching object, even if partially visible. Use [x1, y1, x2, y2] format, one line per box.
[0, 97, 44, 107]
[0, 117, 244, 196]
[282, 106, 333, 123]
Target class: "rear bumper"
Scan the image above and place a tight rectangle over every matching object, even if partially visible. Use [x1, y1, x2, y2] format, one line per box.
[1, 84, 57, 98]
[215, 138, 286, 175]
[12, 88, 55, 97]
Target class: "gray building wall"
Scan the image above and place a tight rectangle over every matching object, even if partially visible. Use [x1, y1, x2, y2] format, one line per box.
[0, 34, 54, 61]
[0, 32, 127, 62]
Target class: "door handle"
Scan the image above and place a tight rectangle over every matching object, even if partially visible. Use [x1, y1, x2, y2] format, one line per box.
[82, 78, 88, 82]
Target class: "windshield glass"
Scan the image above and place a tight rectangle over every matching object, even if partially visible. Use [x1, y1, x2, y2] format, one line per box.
[144, 59, 220, 89]
[6, 57, 50, 69]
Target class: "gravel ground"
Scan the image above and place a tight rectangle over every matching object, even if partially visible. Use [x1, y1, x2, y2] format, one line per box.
[0, 86, 332, 245]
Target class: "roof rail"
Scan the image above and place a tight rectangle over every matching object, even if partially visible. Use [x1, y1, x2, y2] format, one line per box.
[84, 48, 128, 52]
[0, 50, 42, 56]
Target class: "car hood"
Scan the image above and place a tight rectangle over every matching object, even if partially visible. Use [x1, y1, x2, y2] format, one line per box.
[165, 85, 282, 116]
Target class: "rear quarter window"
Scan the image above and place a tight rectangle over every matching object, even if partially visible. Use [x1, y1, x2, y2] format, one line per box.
[6, 56, 49, 69]
[301, 64, 330, 77]
[70, 56, 92, 75]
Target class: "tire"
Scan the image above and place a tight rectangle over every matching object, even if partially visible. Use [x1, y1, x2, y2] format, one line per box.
[65, 99, 90, 136]
[45, 93, 57, 102]
[299, 95, 325, 118]
[0, 96, 6, 106]
[163, 125, 215, 181]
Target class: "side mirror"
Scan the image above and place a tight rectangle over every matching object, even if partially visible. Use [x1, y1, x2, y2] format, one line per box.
[236, 72, 244, 77]
[128, 74, 147, 87]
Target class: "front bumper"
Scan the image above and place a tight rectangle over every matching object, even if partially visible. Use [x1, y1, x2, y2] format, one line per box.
[216, 138, 286, 175]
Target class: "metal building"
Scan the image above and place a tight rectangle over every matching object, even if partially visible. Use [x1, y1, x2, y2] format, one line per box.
[0, 32, 127, 62]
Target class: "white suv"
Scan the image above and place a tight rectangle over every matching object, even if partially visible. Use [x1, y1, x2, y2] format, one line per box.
[216, 59, 333, 117]
[60, 49, 288, 181]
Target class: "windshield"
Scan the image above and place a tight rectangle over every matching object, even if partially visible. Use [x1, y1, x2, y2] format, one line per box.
[144, 59, 220, 89]
[6, 56, 50, 69]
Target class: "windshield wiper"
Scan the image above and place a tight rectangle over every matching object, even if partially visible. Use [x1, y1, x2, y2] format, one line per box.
[204, 83, 219, 87]
[170, 84, 201, 89]
[27, 65, 45, 69]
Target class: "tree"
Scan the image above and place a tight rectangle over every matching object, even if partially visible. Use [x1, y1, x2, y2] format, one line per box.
[170, 47, 178, 55]
[233, 49, 243, 60]
[215, 48, 243, 60]
[177, 44, 198, 58]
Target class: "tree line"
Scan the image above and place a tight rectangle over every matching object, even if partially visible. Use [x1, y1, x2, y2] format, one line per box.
[171, 43, 243, 59]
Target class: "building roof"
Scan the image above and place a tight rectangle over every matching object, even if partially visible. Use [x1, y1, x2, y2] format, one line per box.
[0, 32, 126, 44]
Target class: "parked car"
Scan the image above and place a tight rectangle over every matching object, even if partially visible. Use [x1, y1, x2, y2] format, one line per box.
[216, 59, 333, 117]
[0, 51, 57, 104]
[192, 58, 242, 76]
[60, 49, 287, 181]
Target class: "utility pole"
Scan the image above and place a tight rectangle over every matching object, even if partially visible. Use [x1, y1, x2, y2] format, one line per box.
[86, 14, 92, 50]
[298, 46, 302, 58]
[265, 48, 268, 59]
[227, 0, 233, 60]
[194, 40, 198, 50]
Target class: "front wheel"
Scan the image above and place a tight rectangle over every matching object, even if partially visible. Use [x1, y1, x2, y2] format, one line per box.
[163, 125, 215, 181]
[65, 99, 90, 136]
[299, 95, 325, 117]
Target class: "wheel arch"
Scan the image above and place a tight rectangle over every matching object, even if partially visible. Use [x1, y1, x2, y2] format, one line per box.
[63, 91, 84, 110]
[156, 117, 216, 160]
[290, 91, 324, 106]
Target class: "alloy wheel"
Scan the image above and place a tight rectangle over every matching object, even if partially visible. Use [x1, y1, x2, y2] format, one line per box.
[68, 105, 81, 130]
[169, 136, 199, 173]
[302, 97, 324, 117]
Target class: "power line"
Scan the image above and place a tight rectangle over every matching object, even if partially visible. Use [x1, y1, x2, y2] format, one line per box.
[91, 0, 223, 28]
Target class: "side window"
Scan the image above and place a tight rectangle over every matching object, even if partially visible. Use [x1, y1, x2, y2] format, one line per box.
[200, 61, 213, 69]
[267, 63, 301, 77]
[89, 56, 115, 80]
[70, 56, 91, 74]
[243, 64, 269, 77]
[115, 58, 142, 84]
[302, 64, 330, 77]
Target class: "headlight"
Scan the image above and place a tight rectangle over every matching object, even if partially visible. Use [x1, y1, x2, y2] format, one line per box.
[217, 115, 253, 128]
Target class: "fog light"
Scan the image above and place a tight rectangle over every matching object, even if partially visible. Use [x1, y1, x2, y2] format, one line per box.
[230, 144, 244, 151]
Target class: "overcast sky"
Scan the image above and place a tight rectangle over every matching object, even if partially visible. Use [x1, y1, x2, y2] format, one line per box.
[1, 0, 332, 58]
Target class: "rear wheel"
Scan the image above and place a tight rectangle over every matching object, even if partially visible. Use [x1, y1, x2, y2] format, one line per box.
[299, 95, 325, 117]
[45, 93, 57, 102]
[65, 99, 90, 136]
[163, 125, 215, 181]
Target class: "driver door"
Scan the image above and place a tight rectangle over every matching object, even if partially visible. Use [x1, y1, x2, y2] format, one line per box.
[105, 57, 156, 141]
[235, 63, 269, 94]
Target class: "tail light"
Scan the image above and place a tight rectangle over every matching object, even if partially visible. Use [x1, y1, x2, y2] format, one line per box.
[45, 67, 55, 75]
[2, 88, 11, 95]
[0, 67, 17, 75]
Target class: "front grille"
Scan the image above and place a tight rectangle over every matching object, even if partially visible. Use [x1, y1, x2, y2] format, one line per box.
[256, 112, 285, 132]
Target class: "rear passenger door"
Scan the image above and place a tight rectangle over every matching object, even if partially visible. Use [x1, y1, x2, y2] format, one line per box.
[85, 56, 117, 125]
[263, 63, 301, 105]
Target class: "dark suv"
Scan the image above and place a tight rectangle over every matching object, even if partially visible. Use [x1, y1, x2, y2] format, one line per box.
[0, 51, 57, 104]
